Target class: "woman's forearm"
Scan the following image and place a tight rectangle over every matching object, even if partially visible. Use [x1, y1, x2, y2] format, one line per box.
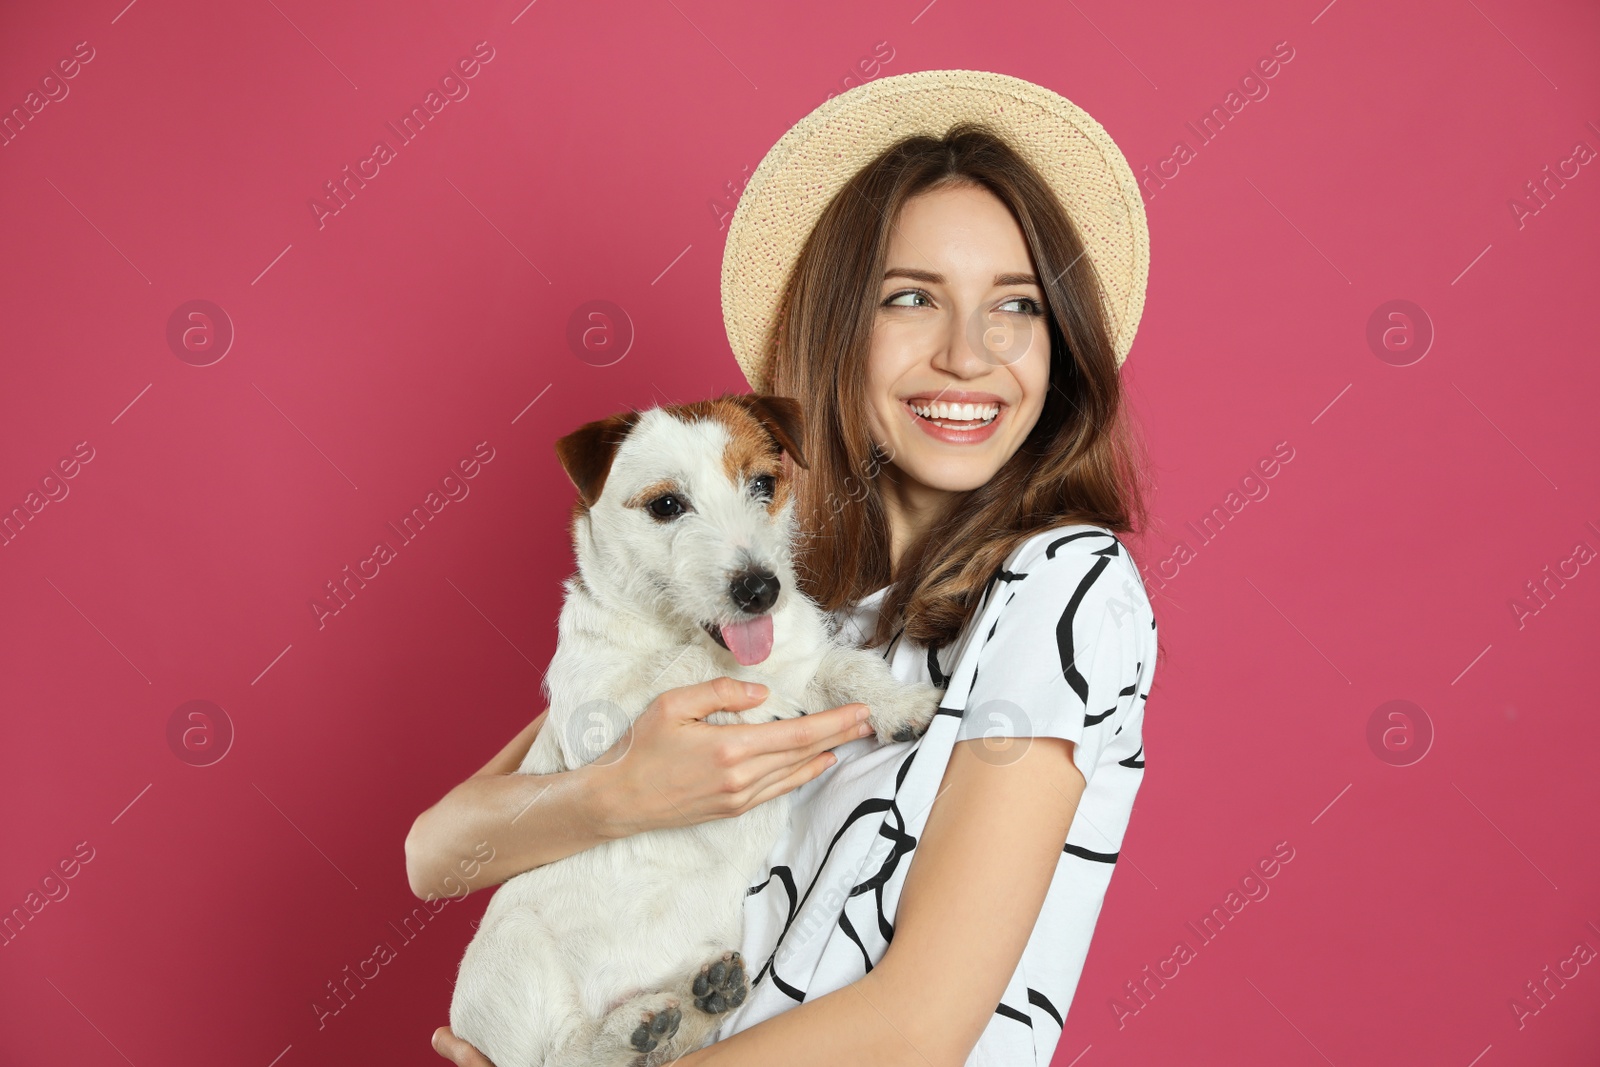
[405, 717, 619, 900]
[406, 761, 618, 899]
[407, 681, 867, 902]
[675, 970, 935, 1067]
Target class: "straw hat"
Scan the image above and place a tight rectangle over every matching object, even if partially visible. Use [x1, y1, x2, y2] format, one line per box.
[719, 69, 1150, 393]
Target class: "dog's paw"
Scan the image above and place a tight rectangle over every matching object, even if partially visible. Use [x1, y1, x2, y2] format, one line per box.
[870, 682, 943, 744]
[628, 997, 682, 1054]
[691, 950, 747, 1014]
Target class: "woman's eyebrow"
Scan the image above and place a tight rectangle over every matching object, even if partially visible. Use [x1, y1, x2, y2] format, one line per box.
[883, 267, 1041, 286]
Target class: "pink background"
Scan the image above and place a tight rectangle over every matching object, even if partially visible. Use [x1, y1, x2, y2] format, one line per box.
[2, 0, 1597, 1064]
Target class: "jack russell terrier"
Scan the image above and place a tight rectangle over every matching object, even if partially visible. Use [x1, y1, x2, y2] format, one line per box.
[448, 393, 941, 1066]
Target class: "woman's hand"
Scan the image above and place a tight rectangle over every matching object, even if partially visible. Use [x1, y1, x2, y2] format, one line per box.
[591, 676, 875, 839]
[432, 1026, 494, 1066]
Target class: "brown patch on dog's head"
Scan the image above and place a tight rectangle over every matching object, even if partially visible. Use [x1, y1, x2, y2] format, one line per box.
[554, 409, 643, 509]
[724, 394, 807, 472]
[673, 393, 808, 513]
[624, 478, 681, 511]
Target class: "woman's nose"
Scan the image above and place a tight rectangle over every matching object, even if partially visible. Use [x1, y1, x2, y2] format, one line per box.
[928, 303, 985, 379]
[928, 303, 997, 378]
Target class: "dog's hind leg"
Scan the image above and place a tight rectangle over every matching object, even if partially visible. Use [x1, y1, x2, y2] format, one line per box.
[634, 949, 746, 1061]
[687, 949, 748, 1016]
[544, 991, 682, 1067]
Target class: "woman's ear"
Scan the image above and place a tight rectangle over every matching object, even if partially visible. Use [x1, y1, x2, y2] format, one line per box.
[554, 410, 642, 507]
[731, 393, 809, 470]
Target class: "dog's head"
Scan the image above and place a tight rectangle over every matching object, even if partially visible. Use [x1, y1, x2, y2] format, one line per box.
[554, 393, 809, 666]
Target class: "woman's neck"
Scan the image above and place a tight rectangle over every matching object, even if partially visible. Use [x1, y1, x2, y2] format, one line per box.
[877, 463, 953, 575]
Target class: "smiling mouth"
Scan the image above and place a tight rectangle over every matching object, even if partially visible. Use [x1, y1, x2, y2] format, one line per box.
[903, 398, 1002, 429]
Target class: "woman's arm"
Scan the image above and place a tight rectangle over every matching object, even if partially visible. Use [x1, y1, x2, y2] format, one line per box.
[405, 713, 607, 899]
[405, 678, 880, 900]
[676, 733, 1087, 1067]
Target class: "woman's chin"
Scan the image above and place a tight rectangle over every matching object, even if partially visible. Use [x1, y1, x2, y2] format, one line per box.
[893, 454, 1005, 495]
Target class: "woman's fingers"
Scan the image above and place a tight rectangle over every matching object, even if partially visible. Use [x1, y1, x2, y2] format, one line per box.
[718, 704, 873, 805]
[602, 685, 871, 834]
[657, 676, 770, 723]
[742, 750, 840, 811]
[433, 1026, 496, 1066]
[729, 700, 871, 759]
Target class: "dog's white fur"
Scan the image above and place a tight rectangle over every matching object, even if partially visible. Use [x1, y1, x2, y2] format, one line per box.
[449, 401, 940, 1067]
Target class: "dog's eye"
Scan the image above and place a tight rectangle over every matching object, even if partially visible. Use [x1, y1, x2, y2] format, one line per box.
[646, 494, 687, 520]
[749, 474, 776, 501]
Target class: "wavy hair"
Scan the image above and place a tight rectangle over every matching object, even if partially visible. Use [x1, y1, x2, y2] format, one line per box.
[765, 122, 1152, 651]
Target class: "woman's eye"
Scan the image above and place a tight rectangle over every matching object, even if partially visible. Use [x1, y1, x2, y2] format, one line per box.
[647, 494, 686, 519]
[997, 296, 1045, 315]
[883, 289, 932, 308]
[750, 474, 776, 500]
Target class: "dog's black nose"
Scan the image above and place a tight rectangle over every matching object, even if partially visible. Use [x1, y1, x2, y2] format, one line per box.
[729, 569, 780, 614]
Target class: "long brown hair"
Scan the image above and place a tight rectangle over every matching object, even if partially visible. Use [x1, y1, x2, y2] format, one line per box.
[766, 122, 1151, 651]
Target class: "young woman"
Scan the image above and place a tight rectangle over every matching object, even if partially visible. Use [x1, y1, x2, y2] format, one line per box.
[410, 71, 1157, 1067]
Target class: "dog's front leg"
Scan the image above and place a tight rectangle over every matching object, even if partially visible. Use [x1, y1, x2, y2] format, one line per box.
[805, 645, 942, 744]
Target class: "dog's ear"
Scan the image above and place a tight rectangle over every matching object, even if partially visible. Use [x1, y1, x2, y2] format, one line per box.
[554, 410, 643, 508]
[728, 393, 809, 470]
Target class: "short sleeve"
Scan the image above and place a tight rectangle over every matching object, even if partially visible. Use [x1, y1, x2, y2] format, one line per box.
[954, 532, 1153, 784]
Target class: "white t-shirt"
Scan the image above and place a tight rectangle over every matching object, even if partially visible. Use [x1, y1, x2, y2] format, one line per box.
[714, 523, 1157, 1066]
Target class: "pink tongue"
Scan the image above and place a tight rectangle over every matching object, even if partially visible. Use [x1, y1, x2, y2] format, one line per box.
[720, 614, 774, 665]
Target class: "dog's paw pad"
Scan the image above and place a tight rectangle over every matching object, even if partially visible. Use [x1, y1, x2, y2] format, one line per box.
[692, 950, 747, 1014]
[890, 723, 925, 742]
[629, 1000, 681, 1053]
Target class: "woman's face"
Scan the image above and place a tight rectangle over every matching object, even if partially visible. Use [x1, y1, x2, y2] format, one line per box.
[864, 182, 1052, 496]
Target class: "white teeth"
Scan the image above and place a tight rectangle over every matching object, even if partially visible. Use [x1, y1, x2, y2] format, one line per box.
[907, 399, 1000, 425]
